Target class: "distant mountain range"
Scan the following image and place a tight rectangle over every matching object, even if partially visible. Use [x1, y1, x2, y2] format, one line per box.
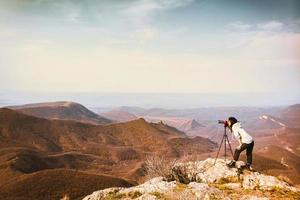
[113, 106, 282, 121]
[101, 110, 138, 122]
[0, 102, 299, 199]
[142, 117, 205, 132]
[0, 103, 217, 200]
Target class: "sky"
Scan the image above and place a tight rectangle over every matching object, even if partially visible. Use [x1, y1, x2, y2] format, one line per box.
[0, 0, 299, 107]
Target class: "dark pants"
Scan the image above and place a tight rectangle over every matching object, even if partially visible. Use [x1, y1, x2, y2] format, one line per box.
[233, 141, 254, 165]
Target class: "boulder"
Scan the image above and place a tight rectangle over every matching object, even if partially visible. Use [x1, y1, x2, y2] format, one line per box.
[243, 172, 298, 191]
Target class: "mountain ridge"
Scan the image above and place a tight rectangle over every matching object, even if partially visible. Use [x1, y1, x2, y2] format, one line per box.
[7, 101, 112, 125]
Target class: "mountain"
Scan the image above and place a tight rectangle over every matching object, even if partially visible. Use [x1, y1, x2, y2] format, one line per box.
[83, 158, 300, 200]
[279, 104, 300, 128]
[0, 108, 201, 153]
[246, 115, 287, 131]
[143, 116, 205, 134]
[3, 103, 299, 199]
[7, 101, 112, 125]
[116, 106, 282, 121]
[0, 108, 217, 199]
[0, 108, 213, 153]
[0, 108, 95, 152]
[114, 106, 285, 139]
[256, 144, 300, 185]
[100, 110, 138, 122]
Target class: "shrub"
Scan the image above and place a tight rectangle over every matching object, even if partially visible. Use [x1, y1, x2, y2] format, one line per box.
[150, 191, 165, 199]
[171, 164, 196, 184]
[144, 154, 178, 181]
[128, 191, 143, 199]
[145, 155, 199, 184]
[107, 190, 126, 199]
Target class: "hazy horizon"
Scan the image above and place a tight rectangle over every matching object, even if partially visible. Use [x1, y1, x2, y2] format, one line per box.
[1, 91, 299, 109]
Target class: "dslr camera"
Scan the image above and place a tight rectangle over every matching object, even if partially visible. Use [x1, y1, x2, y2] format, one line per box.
[218, 120, 229, 127]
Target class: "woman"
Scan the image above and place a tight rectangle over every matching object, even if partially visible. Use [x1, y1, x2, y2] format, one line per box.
[226, 117, 254, 170]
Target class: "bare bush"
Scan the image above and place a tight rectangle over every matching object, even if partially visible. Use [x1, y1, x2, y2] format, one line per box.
[144, 155, 199, 184]
[171, 165, 194, 184]
[144, 154, 178, 181]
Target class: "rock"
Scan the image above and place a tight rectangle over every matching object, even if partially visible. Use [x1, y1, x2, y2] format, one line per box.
[188, 182, 225, 199]
[82, 158, 300, 200]
[243, 172, 299, 192]
[240, 195, 269, 200]
[122, 177, 177, 194]
[136, 194, 157, 200]
[175, 158, 242, 183]
[83, 177, 176, 200]
[82, 188, 124, 200]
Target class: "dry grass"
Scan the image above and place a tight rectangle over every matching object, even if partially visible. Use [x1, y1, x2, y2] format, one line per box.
[217, 176, 241, 184]
[149, 191, 166, 199]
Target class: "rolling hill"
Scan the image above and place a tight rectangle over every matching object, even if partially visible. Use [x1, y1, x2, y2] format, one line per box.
[1, 102, 299, 199]
[0, 107, 218, 199]
[279, 104, 300, 128]
[7, 101, 112, 125]
[0, 169, 133, 200]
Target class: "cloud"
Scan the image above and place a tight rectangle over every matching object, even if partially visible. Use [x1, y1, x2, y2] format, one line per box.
[122, 0, 195, 26]
[257, 21, 283, 31]
[118, 0, 194, 43]
[0, 0, 195, 25]
[228, 21, 252, 31]
[224, 20, 300, 64]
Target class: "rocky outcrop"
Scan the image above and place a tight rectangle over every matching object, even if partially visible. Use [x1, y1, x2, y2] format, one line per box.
[83, 158, 300, 200]
[173, 158, 244, 183]
[242, 172, 298, 191]
[83, 178, 228, 200]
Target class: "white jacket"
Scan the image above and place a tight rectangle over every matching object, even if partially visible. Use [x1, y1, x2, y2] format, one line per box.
[231, 122, 253, 144]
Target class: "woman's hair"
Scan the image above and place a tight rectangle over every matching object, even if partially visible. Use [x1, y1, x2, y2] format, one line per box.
[228, 117, 238, 128]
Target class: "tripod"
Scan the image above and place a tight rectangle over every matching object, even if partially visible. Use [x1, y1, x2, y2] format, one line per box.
[214, 124, 234, 165]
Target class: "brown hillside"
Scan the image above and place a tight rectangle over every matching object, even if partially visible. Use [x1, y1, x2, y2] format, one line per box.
[0, 108, 95, 152]
[279, 104, 300, 128]
[7, 101, 112, 125]
[255, 144, 300, 186]
[0, 108, 217, 189]
[0, 169, 133, 200]
[0, 109, 188, 153]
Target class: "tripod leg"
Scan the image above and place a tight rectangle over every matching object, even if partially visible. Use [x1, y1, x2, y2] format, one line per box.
[214, 134, 225, 165]
[225, 134, 234, 157]
[225, 136, 227, 161]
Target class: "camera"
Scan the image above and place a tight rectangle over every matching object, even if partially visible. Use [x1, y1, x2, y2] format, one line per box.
[218, 120, 229, 127]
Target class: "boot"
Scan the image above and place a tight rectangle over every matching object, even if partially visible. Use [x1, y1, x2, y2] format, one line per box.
[226, 160, 236, 168]
[245, 163, 253, 171]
